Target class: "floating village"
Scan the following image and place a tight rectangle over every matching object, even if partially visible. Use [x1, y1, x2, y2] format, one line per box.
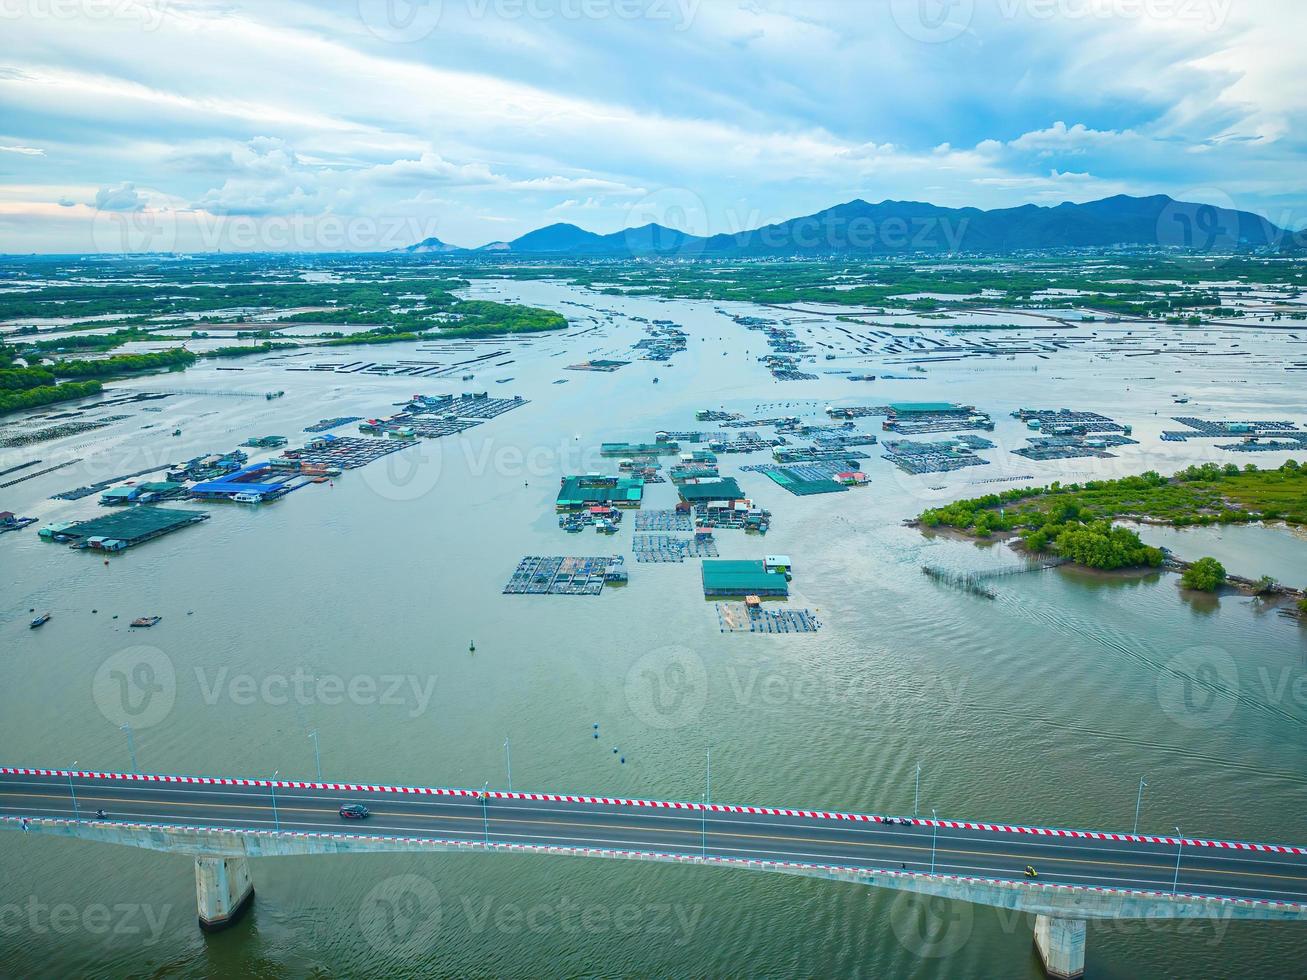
[5, 276, 1307, 637]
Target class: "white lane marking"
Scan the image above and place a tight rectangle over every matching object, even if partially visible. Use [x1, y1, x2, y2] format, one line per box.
[0, 779, 1299, 877]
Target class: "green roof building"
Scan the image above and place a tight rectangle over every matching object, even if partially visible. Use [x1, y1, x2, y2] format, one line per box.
[556, 476, 644, 510]
[600, 442, 680, 457]
[677, 477, 744, 503]
[889, 402, 967, 415]
[701, 560, 789, 597]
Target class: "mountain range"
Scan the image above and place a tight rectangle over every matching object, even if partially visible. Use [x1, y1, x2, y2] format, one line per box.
[400, 194, 1301, 257]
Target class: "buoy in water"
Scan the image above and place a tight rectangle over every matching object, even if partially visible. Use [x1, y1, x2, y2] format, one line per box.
[469, 640, 476, 652]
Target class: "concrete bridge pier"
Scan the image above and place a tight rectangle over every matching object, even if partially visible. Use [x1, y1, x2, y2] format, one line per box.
[195, 856, 255, 932]
[1033, 914, 1086, 979]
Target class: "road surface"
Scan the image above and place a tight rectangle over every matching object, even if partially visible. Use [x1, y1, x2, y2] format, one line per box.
[2, 769, 1305, 905]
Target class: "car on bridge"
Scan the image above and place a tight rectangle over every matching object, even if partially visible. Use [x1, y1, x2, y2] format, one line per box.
[338, 804, 370, 820]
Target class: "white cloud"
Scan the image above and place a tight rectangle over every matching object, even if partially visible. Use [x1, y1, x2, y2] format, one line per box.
[94, 182, 146, 212]
[1009, 122, 1136, 154]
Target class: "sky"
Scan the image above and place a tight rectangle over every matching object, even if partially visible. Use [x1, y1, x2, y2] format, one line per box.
[1, 0, 1304, 252]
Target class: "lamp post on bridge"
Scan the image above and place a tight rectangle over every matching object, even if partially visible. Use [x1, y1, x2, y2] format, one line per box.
[702, 746, 712, 860]
[914, 764, 921, 817]
[481, 781, 491, 845]
[930, 807, 938, 874]
[1132, 777, 1147, 834]
[67, 762, 79, 820]
[1172, 826, 1184, 893]
[504, 737, 512, 793]
[270, 771, 280, 834]
[308, 730, 322, 783]
[121, 725, 138, 773]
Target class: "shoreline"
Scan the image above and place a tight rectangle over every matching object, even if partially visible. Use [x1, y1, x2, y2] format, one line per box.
[909, 519, 1306, 615]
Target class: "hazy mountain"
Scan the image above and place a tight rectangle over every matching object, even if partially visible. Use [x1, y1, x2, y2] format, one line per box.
[402, 195, 1299, 256]
[395, 236, 463, 254]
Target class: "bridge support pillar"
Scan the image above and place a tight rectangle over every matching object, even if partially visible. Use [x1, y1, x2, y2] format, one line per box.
[1033, 914, 1085, 979]
[195, 856, 255, 932]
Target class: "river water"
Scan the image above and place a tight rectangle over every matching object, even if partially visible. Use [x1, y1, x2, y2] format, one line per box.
[2, 278, 1305, 978]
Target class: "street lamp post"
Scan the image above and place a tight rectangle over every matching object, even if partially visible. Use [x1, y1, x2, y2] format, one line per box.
[504, 737, 512, 792]
[1172, 827, 1184, 893]
[930, 807, 938, 874]
[1133, 777, 1148, 834]
[67, 762, 80, 820]
[308, 730, 322, 783]
[121, 725, 138, 773]
[481, 782, 491, 845]
[914, 764, 921, 817]
[270, 771, 280, 833]
[701, 794, 707, 859]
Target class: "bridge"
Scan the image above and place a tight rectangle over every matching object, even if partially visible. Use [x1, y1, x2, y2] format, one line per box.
[3, 767, 1306, 977]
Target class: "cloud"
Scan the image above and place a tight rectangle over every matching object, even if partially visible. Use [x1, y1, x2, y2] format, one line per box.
[1008, 122, 1136, 155]
[1, 1, 1304, 250]
[94, 182, 146, 212]
[0, 144, 44, 156]
[57, 196, 76, 207]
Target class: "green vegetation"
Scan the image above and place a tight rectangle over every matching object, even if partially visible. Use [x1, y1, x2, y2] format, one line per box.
[1035, 520, 1164, 570]
[1251, 575, 1278, 595]
[920, 463, 1307, 532]
[0, 379, 103, 415]
[201, 342, 300, 359]
[0, 366, 55, 391]
[0, 338, 192, 417]
[1182, 557, 1228, 592]
[471, 253, 1307, 320]
[27, 327, 161, 353]
[918, 463, 1307, 570]
[51, 348, 197, 378]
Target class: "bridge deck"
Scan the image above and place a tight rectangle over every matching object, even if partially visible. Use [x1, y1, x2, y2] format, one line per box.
[2, 769, 1305, 907]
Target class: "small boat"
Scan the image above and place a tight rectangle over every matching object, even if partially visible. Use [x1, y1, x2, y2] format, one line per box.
[30, 612, 51, 628]
[130, 616, 162, 628]
[232, 492, 263, 504]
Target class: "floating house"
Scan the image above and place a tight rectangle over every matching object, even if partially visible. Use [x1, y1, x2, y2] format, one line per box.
[556, 475, 645, 510]
[701, 560, 789, 598]
[43, 508, 210, 550]
[600, 442, 680, 457]
[99, 486, 141, 506]
[676, 477, 744, 506]
[190, 463, 295, 502]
